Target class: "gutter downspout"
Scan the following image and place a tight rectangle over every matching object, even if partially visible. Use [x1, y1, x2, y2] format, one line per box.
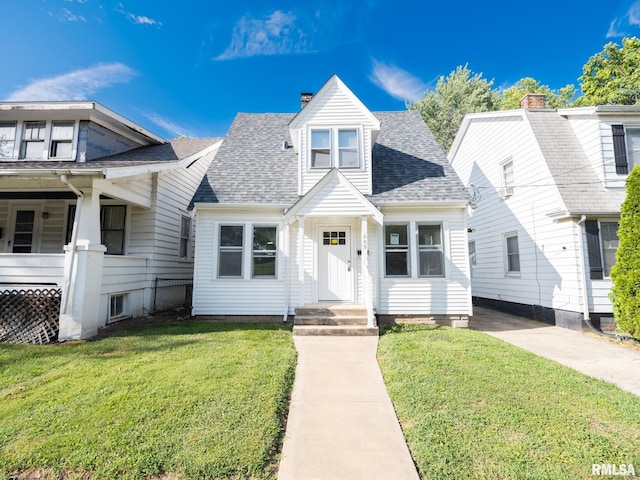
[576, 215, 639, 343]
[60, 174, 83, 315]
[282, 221, 290, 323]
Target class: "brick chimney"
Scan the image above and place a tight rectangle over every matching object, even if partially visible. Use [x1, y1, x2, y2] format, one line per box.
[520, 93, 546, 109]
[300, 92, 313, 109]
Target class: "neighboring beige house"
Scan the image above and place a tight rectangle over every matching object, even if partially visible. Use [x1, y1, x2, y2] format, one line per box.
[190, 75, 472, 333]
[0, 101, 221, 340]
[449, 94, 634, 330]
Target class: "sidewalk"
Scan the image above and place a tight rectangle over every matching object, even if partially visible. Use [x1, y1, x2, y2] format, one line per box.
[470, 307, 640, 396]
[277, 336, 419, 480]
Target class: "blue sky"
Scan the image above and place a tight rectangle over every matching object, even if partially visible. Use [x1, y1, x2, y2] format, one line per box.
[3, 0, 640, 139]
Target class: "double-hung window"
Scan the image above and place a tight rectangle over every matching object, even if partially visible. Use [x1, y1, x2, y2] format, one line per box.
[418, 224, 444, 276]
[218, 225, 244, 277]
[21, 121, 46, 159]
[252, 226, 277, 277]
[502, 158, 514, 197]
[600, 222, 619, 277]
[310, 127, 360, 169]
[179, 216, 191, 259]
[65, 204, 127, 254]
[311, 129, 331, 168]
[384, 224, 409, 276]
[505, 233, 520, 273]
[0, 122, 16, 159]
[50, 121, 74, 158]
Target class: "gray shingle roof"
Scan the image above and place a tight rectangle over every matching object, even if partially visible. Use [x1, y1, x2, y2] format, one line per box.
[0, 138, 221, 170]
[525, 110, 625, 214]
[192, 110, 469, 206]
[371, 111, 469, 203]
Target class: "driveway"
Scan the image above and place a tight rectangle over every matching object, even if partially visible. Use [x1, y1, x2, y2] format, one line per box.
[470, 307, 640, 396]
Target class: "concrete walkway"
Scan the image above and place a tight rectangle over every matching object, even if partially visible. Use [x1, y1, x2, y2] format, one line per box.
[470, 307, 640, 396]
[278, 336, 419, 480]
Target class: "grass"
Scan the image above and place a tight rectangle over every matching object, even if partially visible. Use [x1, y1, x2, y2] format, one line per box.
[377, 324, 640, 480]
[0, 321, 296, 480]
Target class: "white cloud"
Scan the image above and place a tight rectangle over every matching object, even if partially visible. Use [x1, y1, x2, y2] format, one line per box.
[49, 8, 86, 22]
[216, 10, 299, 60]
[141, 111, 195, 138]
[4, 63, 137, 101]
[369, 60, 428, 101]
[214, 4, 370, 60]
[115, 3, 162, 28]
[607, 0, 640, 37]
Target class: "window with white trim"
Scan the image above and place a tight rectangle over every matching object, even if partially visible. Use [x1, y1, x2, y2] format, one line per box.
[505, 233, 520, 273]
[218, 225, 244, 277]
[66, 204, 127, 254]
[309, 127, 361, 169]
[418, 224, 444, 277]
[384, 224, 409, 276]
[179, 216, 191, 259]
[252, 226, 277, 277]
[311, 129, 331, 168]
[109, 293, 129, 320]
[20, 121, 46, 159]
[502, 158, 514, 197]
[50, 121, 74, 158]
[0, 122, 16, 158]
[600, 221, 619, 277]
[468, 240, 476, 273]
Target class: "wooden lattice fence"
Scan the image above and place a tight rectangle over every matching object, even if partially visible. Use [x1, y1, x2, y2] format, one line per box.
[0, 288, 61, 344]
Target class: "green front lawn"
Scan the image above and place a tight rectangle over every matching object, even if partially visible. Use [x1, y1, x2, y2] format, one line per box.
[0, 322, 296, 480]
[378, 324, 640, 480]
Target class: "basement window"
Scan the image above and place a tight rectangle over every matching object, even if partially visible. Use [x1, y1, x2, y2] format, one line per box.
[109, 293, 129, 321]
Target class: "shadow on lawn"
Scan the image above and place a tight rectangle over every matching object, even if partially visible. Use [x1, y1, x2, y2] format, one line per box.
[378, 323, 444, 337]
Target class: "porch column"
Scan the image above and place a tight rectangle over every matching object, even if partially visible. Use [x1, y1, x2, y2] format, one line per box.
[59, 188, 106, 340]
[297, 216, 305, 307]
[362, 216, 374, 327]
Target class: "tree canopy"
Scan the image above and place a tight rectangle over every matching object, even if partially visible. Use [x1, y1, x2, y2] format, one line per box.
[579, 36, 640, 105]
[407, 65, 500, 153]
[500, 77, 576, 109]
[409, 37, 640, 151]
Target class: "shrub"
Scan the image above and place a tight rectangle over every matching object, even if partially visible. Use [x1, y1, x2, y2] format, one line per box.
[610, 165, 640, 337]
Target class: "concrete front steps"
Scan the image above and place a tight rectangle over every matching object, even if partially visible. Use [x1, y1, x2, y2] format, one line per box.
[293, 304, 379, 336]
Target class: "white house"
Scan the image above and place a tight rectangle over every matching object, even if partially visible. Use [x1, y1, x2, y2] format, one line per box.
[191, 75, 472, 333]
[0, 101, 221, 341]
[449, 94, 634, 331]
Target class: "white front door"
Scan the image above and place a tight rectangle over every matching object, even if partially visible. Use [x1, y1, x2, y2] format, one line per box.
[318, 227, 353, 301]
[7, 205, 41, 253]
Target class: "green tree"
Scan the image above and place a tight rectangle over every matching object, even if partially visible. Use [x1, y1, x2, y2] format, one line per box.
[579, 36, 640, 105]
[610, 166, 640, 337]
[408, 64, 500, 153]
[499, 77, 576, 109]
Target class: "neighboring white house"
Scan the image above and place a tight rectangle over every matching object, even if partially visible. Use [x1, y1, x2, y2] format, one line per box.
[449, 94, 635, 330]
[0, 101, 221, 340]
[191, 75, 472, 331]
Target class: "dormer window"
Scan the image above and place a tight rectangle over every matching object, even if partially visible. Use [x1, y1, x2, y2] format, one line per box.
[50, 121, 74, 158]
[311, 129, 331, 167]
[20, 121, 46, 159]
[0, 122, 16, 158]
[309, 127, 361, 169]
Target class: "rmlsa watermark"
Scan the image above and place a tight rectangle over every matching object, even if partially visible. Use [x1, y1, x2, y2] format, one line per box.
[592, 463, 636, 476]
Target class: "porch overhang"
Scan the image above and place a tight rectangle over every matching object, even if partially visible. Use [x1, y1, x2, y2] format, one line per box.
[284, 169, 383, 225]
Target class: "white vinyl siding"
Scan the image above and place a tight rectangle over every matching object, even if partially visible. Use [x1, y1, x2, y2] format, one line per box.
[297, 82, 376, 195]
[378, 209, 471, 315]
[451, 114, 586, 312]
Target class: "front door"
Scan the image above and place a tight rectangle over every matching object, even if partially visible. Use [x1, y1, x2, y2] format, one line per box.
[8, 206, 40, 253]
[318, 227, 353, 301]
